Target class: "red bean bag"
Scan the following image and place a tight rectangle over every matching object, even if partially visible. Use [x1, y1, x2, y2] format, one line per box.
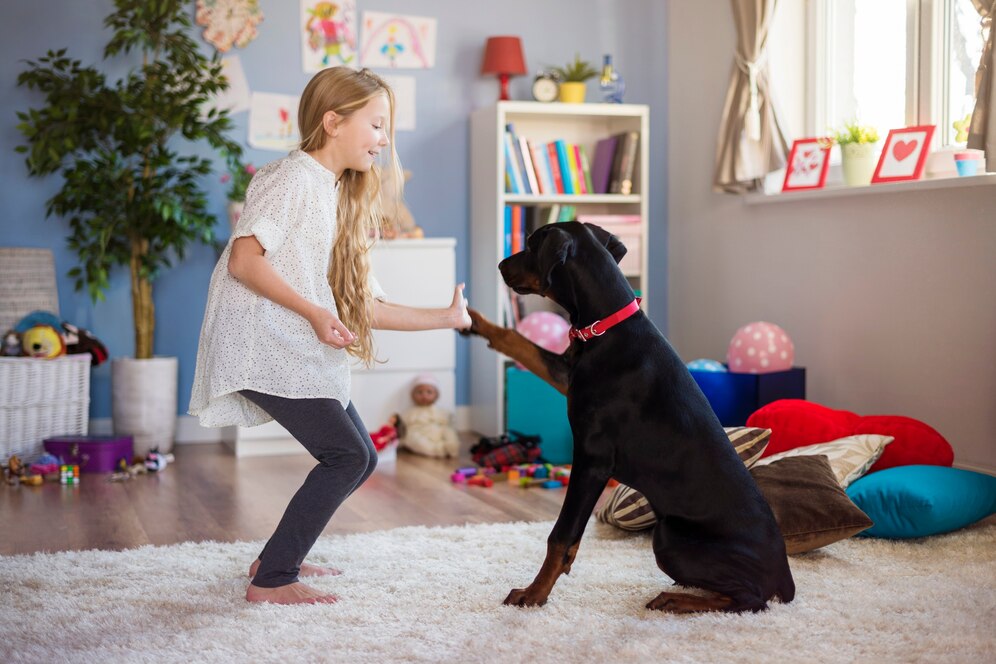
[746, 399, 953, 473]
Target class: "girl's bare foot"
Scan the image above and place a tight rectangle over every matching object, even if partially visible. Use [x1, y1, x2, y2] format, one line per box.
[247, 559, 342, 579]
[245, 581, 338, 605]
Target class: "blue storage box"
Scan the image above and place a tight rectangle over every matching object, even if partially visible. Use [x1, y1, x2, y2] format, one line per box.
[689, 366, 806, 427]
[505, 366, 573, 464]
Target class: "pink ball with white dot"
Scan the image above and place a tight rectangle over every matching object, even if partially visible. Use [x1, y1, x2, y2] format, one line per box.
[515, 311, 570, 370]
[726, 321, 794, 374]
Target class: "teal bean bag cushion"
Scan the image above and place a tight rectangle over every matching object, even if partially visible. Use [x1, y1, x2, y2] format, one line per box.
[846, 465, 996, 538]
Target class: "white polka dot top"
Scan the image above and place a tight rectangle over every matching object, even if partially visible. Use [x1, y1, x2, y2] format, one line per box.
[189, 150, 386, 428]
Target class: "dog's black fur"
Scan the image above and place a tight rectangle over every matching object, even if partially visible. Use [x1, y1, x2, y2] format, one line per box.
[467, 222, 795, 612]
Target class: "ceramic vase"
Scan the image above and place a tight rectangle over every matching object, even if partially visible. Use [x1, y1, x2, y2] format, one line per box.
[841, 143, 878, 186]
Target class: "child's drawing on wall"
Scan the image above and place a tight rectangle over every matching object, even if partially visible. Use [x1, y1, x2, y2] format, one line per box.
[302, 0, 357, 72]
[360, 11, 436, 69]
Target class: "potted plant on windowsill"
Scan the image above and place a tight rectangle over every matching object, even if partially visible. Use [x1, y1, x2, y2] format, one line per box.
[15, 0, 241, 455]
[824, 122, 880, 186]
[553, 53, 598, 103]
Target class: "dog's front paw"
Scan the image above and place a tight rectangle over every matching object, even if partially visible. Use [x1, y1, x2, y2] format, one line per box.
[503, 586, 549, 608]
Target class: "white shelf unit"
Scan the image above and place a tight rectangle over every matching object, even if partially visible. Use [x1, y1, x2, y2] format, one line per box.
[469, 101, 650, 435]
[226, 238, 457, 457]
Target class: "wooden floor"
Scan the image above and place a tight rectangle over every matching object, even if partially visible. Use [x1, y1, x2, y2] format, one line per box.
[1, 438, 581, 556]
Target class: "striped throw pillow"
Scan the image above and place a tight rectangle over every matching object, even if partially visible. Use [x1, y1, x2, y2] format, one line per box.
[596, 427, 772, 532]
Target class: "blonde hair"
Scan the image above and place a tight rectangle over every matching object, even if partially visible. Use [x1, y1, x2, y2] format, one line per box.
[298, 67, 403, 366]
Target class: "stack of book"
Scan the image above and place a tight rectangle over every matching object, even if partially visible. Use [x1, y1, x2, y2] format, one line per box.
[504, 124, 639, 196]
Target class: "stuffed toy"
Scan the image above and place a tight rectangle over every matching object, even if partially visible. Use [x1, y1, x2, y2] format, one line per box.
[378, 167, 423, 239]
[62, 322, 109, 366]
[21, 325, 65, 359]
[2, 330, 21, 356]
[370, 414, 401, 451]
[398, 373, 459, 457]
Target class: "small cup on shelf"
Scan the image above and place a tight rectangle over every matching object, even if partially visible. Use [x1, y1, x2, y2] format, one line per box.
[953, 150, 984, 177]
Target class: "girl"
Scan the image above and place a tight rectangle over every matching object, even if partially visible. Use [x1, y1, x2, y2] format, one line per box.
[189, 67, 471, 605]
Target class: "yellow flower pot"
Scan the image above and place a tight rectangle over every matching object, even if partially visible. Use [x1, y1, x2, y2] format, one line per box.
[558, 82, 587, 104]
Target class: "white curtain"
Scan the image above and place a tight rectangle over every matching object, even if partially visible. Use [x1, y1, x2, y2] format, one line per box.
[713, 0, 790, 194]
[967, 0, 995, 171]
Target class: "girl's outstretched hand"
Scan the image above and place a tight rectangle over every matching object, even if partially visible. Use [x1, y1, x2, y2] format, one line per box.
[309, 308, 355, 348]
[450, 283, 472, 330]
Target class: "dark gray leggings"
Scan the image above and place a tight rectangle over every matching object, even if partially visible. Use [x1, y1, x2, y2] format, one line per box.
[241, 390, 377, 588]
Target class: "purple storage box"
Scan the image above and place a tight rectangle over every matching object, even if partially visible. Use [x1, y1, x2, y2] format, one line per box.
[43, 435, 134, 473]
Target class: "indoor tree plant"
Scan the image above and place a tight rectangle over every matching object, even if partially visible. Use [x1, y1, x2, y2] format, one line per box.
[221, 152, 256, 229]
[824, 121, 880, 186]
[16, 0, 241, 454]
[553, 53, 598, 103]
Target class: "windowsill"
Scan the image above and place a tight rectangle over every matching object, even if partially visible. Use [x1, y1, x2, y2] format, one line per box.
[744, 173, 996, 205]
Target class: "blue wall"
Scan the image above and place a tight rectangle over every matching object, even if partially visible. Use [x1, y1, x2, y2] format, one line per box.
[0, 0, 668, 420]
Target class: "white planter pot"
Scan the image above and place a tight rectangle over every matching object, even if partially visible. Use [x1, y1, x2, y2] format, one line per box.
[841, 142, 879, 186]
[111, 356, 178, 456]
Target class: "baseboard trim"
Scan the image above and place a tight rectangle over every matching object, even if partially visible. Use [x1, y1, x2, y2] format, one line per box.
[953, 461, 996, 477]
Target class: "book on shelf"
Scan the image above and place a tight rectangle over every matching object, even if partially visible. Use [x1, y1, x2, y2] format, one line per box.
[545, 143, 565, 194]
[503, 131, 524, 194]
[579, 145, 594, 194]
[553, 140, 575, 194]
[518, 135, 540, 195]
[590, 135, 619, 194]
[505, 124, 532, 194]
[609, 131, 639, 195]
[528, 141, 552, 195]
[571, 144, 588, 194]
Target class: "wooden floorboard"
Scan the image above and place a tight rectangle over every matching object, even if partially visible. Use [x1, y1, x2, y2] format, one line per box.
[1, 437, 587, 556]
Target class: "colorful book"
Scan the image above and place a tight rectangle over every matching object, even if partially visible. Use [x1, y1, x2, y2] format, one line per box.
[511, 205, 524, 254]
[554, 140, 575, 194]
[527, 140, 551, 195]
[503, 205, 512, 256]
[518, 136, 540, 195]
[503, 132, 524, 194]
[579, 145, 595, 194]
[546, 142, 565, 194]
[610, 131, 639, 195]
[591, 135, 619, 194]
[572, 144, 588, 194]
[506, 124, 532, 194]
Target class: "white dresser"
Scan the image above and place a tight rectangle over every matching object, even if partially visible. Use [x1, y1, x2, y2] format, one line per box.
[225, 238, 457, 457]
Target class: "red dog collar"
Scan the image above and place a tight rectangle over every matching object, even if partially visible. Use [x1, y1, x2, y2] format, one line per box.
[569, 298, 642, 342]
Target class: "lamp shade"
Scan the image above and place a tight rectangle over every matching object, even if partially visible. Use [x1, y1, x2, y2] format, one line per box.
[481, 36, 526, 75]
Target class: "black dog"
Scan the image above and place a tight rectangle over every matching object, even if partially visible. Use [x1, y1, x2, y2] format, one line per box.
[466, 222, 794, 613]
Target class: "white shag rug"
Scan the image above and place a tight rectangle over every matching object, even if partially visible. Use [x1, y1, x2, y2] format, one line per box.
[1, 519, 994, 664]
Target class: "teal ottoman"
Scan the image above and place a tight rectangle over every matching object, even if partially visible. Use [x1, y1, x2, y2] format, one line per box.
[505, 366, 573, 464]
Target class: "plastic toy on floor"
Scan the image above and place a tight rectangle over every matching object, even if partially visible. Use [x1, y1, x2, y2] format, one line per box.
[398, 374, 459, 458]
[370, 414, 401, 451]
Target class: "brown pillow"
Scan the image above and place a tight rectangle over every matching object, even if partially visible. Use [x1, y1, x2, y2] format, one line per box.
[596, 427, 771, 531]
[750, 455, 873, 554]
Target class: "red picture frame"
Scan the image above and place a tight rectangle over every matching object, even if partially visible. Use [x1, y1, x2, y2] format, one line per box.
[781, 138, 831, 192]
[871, 125, 935, 184]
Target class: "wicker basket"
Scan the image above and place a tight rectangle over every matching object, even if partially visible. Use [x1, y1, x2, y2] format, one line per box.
[0, 354, 91, 462]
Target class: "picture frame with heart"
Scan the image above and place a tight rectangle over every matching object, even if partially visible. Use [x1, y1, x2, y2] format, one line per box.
[781, 138, 831, 192]
[871, 125, 935, 184]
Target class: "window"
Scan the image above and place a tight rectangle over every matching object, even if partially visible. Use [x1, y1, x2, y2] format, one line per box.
[801, 0, 988, 147]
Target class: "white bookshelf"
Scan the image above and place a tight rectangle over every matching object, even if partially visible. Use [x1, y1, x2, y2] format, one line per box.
[469, 101, 650, 435]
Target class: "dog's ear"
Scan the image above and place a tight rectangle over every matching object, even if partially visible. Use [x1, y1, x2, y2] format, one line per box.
[584, 223, 627, 265]
[537, 227, 575, 288]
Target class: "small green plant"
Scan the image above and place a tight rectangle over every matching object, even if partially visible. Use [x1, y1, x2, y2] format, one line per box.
[552, 53, 598, 83]
[220, 153, 257, 203]
[825, 121, 880, 146]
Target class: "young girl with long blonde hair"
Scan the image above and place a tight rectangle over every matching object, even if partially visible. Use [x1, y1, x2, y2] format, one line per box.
[190, 67, 470, 605]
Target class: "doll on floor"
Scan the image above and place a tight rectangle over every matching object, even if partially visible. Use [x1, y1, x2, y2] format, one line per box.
[399, 373, 459, 458]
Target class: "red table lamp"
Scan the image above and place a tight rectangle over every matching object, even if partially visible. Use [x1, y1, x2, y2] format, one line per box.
[481, 36, 526, 101]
